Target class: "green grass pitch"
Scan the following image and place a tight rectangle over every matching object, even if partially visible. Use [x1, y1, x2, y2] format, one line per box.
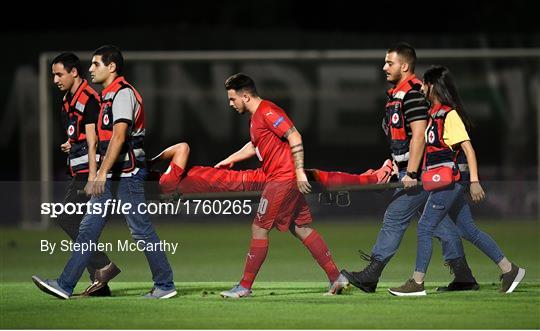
[1, 219, 539, 329]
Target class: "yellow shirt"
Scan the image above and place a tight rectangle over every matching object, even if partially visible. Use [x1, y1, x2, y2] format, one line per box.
[443, 110, 470, 149]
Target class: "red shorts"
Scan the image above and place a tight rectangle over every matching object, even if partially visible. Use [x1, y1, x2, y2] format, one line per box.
[253, 180, 312, 232]
[177, 166, 266, 194]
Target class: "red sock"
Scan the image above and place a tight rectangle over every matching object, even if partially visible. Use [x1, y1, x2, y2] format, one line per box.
[159, 162, 184, 193]
[239, 238, 269, 289]
[302, 230, 340, 282]
[315, 170, 378, 187]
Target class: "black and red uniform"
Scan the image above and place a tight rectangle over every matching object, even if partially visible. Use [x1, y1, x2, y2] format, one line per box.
[382, 75, 428, 170]
[97, 76, 146, 176]
[61, 79, 100, 176]
[424, 103, 461, 180]
[58, 79, 111, 280]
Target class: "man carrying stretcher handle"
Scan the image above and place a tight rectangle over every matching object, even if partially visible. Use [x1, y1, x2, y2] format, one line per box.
[149, 142, 395, 196]
[341, 43, 479, 293]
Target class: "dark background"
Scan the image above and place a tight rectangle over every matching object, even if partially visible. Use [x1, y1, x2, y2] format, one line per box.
[0, 1, 538, 224]
[2, 0, 538, 178]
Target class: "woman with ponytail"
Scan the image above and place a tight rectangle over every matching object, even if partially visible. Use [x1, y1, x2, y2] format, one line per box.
[389, 66, 525, 296]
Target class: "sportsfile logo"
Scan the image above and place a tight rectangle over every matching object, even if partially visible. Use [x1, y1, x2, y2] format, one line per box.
[41, 198, 254, 218]
[41, 199, 182, 218]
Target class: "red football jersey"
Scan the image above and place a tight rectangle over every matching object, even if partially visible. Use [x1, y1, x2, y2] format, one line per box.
[178, 166, 267, 193]
[250, 100, 296, 180]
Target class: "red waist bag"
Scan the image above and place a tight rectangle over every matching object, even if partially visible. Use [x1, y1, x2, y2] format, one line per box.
[421, 166, 461, 191]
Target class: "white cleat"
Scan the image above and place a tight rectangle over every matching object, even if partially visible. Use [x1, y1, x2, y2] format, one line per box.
[220, 284, 252, 298]
[324, 273, 350, 296]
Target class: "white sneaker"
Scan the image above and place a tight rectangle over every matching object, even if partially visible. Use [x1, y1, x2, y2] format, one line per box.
[143, 287, 177, 299]
[32, 276, 70, 300]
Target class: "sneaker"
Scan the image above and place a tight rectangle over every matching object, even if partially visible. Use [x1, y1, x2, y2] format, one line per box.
[436, 281, 480, 292]
[500, 264, 526, 293]
[220, 284, 252, 298]
[31, 275, 70, 299]
[324, 273, 350, 296]
[372, 159, 395, 184]
[436, 257, 480, 292]
[341, 251, 385, 293]
[143, 287, 178, 299]
[388, 279, 426, 296]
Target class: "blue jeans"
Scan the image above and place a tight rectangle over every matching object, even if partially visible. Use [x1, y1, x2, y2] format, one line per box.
[415, 180, 505, 273]
[371, 170, 464, 264]
[57, 168, 175, 294]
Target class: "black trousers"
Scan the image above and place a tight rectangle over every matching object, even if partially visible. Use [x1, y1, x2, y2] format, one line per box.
[56, 173, 111, 281]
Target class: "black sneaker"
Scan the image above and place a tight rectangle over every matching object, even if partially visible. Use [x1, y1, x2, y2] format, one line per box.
[341, 250, 385, 293]
[388, 279, 426, 296]
[436, 257, 480, 292]
[436, 281, 480, 292]
[500, 264, 525, 293]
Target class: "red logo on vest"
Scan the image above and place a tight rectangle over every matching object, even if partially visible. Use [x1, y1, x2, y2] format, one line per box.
[67, 125, 75, 136]
[391, 113, 399, 124]
[428, 130, 435, 144]
[103, 114, 110, 126]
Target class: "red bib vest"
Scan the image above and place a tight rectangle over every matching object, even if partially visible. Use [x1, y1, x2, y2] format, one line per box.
[425, 104, 455, 168]
[62, 79, 100, 176]
[383, 75, 423, 164]
[97, 76, 145, 174]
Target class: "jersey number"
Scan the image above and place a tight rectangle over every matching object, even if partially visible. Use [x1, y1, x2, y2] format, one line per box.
[257, 198, 268, 215]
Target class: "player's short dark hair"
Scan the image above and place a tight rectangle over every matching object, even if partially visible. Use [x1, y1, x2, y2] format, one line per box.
[388, 42, 417, 72]
[51, 52, 83, 77]
[93, 45, 124, 75]
[224, 73, 258, 96]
